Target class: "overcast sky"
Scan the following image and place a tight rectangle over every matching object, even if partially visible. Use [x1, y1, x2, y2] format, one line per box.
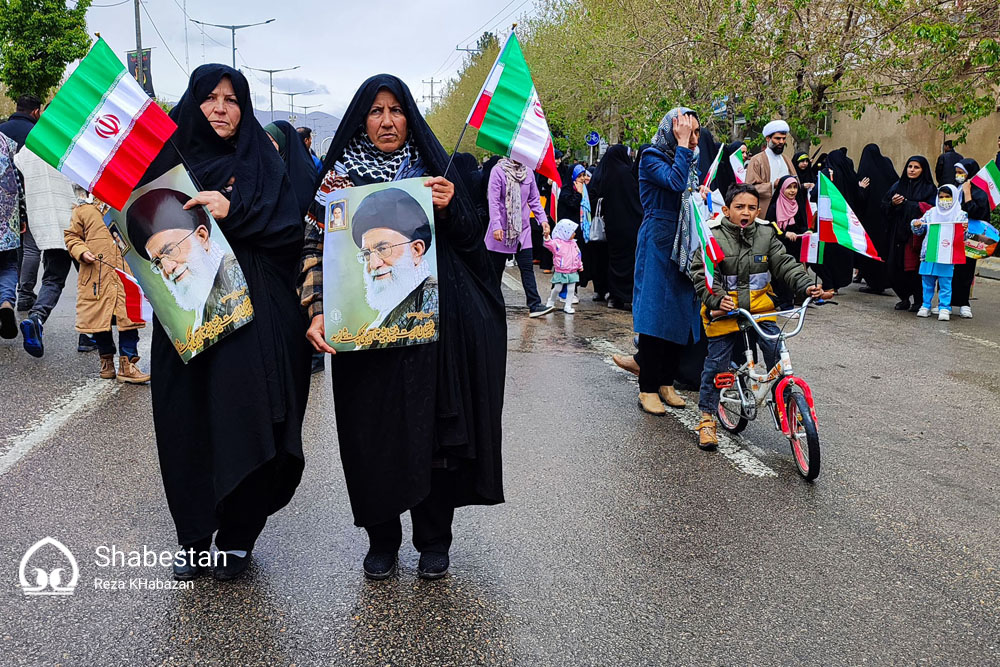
[84, 0, 537, 118]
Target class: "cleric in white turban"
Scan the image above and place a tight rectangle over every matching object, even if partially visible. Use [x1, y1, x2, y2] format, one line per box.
[745, 119, 796, 214]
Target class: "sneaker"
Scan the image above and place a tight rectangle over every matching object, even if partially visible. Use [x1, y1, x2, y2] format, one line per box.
[959, 306, 973, 319]
[0, 301, 16, 339]
[938, 310, 950, 322]
[545, 299, 556, 309]
[77, 334, 98, 352]
[362, 551, 397, 581]
[529, 305, 555, 318]
[20, 315, 44, 357]
[916, 307, 930, 318]
[931, 306, 939, 315]
[417, 551, 450, 580]
[504, 258, 515, 268]
[563, 305, 575, 314]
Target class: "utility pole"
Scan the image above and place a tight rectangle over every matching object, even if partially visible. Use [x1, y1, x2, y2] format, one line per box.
[133, 0, 144, 88]
[190, 18, 275, 69]
[422, 78, 442, 107]
[298, 104, 323, 128]
[244, 65, 300, 121]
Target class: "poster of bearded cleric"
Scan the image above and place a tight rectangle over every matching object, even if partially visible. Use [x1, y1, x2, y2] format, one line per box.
[321, 178, 439, 351]
[108, 164, 253, 362]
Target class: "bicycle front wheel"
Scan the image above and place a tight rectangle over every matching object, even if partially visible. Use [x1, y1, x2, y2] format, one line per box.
[785, 388, 821, 480]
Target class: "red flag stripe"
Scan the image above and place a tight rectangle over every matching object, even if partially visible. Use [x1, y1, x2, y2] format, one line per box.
[92, 103, 175, 209]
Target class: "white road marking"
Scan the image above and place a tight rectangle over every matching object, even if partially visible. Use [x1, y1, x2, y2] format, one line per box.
[0, 379, 119, 477]
[500, 269, 522, 293]
[586, 337, 778, 478]
[944, 330, 1000, 351]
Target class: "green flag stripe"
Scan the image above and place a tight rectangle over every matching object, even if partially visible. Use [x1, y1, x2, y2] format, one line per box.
[476, 37, 533, 155]
[820, 173, 853, 246]
[25, 39, 124, 167]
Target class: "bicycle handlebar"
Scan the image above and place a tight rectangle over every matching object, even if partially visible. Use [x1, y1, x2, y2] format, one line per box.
[711, 297, 816, 340]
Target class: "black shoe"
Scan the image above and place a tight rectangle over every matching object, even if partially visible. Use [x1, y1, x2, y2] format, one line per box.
[310, 354, 325, 374]
[593, 293, 607, 302]
[893, 300, 910, 311]
[908, 303, 920, 313]
[213, 551, 252, 581]
[0, 303, 16, 339]
[20, 315, 43, 357]
[363, 551, 397, 580]
[172, 550, 210, 581]
[417, 551, 449, 580]
[77, 334, 98, 352]
[858, 286, 884, 295]
[528, 305, 555, 318]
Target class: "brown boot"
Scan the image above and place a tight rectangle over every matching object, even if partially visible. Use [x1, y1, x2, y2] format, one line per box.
[638, 392, 666, 415]
[118, 355, 150, 384]
[612, 353, 639, 376]
[697, 413, 718, 451]
[658, 385, 686, 408]
[99, 354, 117, 379]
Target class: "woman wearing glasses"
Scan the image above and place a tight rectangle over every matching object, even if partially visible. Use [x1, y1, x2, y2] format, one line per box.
[140, 65, 311, 582]
[298, 75, 506, 581]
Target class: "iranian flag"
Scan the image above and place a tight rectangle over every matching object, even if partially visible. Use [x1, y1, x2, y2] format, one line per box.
[114, 268, 153, 324]
[970, 159, 1000, 210]
[691, 198, 724, 293]
[467, 33, 561, 186]
[25, 38, 176, 210]
[703, 146, 723, 187]
[924, 222, 966, 265]
[817, 172, 880, 260]
[799, 232, 824, 264]
[730, 146, 747, 184]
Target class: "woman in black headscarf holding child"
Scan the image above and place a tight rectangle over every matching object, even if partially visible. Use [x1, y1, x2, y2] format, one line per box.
[298, 74, 506, 582]
[141, 65, 311, 582]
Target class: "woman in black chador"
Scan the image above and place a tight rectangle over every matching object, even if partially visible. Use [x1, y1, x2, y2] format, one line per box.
[141, 65, 311, 581]
[298, 74, 506, 581]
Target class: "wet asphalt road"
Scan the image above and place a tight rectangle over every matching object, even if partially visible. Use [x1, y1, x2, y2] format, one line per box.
[1, 264, 998, 666]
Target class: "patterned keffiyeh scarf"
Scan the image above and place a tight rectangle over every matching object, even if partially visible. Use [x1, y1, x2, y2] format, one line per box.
[340, 132, 421, 184]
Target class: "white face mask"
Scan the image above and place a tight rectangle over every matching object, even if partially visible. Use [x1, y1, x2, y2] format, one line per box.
[938, 196, 955, 211]
[955, 173, 967, 184]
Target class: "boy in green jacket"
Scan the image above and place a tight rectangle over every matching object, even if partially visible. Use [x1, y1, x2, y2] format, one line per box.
[689, 183, 831, 449]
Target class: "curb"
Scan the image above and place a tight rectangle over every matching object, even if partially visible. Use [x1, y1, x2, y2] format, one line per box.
[979, 257, 1000, 281]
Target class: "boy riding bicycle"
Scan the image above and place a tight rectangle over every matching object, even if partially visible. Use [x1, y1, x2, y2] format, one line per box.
[689, 183, 832, 450]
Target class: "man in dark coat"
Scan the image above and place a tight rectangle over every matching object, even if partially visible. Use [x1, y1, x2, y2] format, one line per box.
[935, 140, 964, 187]
[0, 95, 40, 149]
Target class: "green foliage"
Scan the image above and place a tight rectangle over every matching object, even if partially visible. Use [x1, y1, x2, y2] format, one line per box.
[427, 0, 999, 156]
[0, 0, 93, 101]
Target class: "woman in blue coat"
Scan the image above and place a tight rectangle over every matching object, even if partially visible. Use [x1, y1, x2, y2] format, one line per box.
[632, 107, 703, 415]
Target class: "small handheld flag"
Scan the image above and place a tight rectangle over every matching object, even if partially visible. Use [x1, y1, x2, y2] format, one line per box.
[817, 172, 880, 260]
[799, 232, 825, 264]
[970, 159, 1000, 210]
[691, 198, 724, 293]
[24, 38, 176, 210]
[114, 268, 153, 324]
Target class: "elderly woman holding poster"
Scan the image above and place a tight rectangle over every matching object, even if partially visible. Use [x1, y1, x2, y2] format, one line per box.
[142, 64, 311, 582]
[298, 74, 506, 581]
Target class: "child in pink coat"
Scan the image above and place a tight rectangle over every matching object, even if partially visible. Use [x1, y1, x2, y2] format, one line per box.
[543, 219, 584, 314]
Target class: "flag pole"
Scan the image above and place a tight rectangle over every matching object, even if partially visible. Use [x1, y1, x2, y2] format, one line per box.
[443, 123, 469, 181]
[168, 136, 206, 191]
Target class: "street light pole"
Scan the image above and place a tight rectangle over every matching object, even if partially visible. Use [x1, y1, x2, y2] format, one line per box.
[189, 18, 275, 69]
[244, 65, 299, 122]
[298, 104, 323, 128]
[282, 89, 315, 119]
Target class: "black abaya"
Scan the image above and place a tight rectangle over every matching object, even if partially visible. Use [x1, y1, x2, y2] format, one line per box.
[142, 64, 310, 546]
[310, 75, 506, 527]
[881, 156, 937, 304]
[855, 144, 897, 291]
[821, 149, 860, 290]
[589, 144, 641, 305]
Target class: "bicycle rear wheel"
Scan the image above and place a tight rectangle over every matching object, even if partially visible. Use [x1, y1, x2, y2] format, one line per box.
[717, 386, 748, 434]
[785, 388, 821, 480]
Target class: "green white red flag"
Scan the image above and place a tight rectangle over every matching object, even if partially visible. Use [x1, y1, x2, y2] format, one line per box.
[817, 172, 880, 260]
[703, 146, 723, 187]
[798, 232, 824, 264]
[923, 222, 966, 265]
[730, 146, 747, 184]
[25, 38, 176, 210]
[467, 33, 561, 186]
[970, 159, 1000, 210]
[691, 199, 724, 293]
[113, 268, 153, 323]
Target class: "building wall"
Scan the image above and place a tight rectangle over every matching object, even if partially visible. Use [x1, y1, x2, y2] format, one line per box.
[824, 105, 999, 174]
